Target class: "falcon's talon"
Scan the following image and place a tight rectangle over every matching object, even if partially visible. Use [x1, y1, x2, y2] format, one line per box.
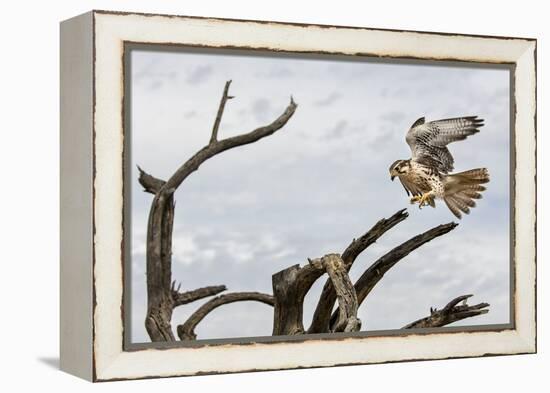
[410, 195, 421, 204]
[417, 192, 434, 209]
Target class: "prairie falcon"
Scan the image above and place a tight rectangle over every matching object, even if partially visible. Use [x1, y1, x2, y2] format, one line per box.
[389, 116, 490, 219]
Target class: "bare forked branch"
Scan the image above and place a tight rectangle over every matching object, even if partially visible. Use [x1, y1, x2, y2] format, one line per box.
[354, 222, 458, 306]
[403, 294, 490, 329]
[141, 81, 297, 342]
[177, 292, 275, 340]
[328, 222, 458, 331]
[161, 95, 296, 194]
[308, 209, 409, 333]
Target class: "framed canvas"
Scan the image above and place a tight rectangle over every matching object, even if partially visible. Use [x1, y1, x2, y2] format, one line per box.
[60, 10, 537, 382]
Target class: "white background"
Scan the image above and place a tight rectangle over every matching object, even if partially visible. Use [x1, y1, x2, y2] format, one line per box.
[0, 0, 545, 391]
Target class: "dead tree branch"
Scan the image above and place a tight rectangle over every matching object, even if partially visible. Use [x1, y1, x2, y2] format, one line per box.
[137, 166, 165, 194]
[319, 254, 361, 332]
[327, 222, 458, 331]
[141, 81, 297, 342]
[273, 254, 361, 335]
[403, 295, 490, 329]
[308, 209, 409, 333]
[171, 283, 227, 307]
[210, 80, 234, 144]
[177, 292, 275, 340]
[354, 222, 458, 307]
[272, 263, 326, 336]
[161, 98, 296, 194]
[145, 191, 176, 341]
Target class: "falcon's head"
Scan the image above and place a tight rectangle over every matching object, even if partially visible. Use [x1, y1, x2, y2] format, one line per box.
[389, 159, 411, 181]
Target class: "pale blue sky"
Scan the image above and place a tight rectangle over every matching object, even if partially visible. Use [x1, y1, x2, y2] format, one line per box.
[129, 48, 510, 343]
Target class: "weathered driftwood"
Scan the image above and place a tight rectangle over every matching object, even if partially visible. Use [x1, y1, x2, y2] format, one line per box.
[139, 80, 297, 341]
[403, 294, 490, 329]
[139, 80, 490, 343]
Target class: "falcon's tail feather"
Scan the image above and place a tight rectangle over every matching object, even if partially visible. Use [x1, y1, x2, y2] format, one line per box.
[444, 168, 490, 219]
[451, 168, 490, 184]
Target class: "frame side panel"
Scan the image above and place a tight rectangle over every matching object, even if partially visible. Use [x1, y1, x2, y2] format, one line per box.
[60, 11, 94, 381]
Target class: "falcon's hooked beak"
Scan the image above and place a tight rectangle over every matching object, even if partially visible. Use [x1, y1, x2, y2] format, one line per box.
[390, 169, 397, 181]
[391, 175, 395, 181]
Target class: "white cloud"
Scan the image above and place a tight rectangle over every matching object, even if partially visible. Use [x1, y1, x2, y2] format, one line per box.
[314, 92, 342, 107]
[210, 232, 296, 265]
[215, 239, 255, 264]
[185, 65, 213, 85]
[172, 233, 217, 266]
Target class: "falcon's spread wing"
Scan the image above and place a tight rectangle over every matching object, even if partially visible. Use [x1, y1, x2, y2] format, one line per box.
[406, 116, 484, 174]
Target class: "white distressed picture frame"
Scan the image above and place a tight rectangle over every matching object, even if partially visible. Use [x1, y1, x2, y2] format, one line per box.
[60, 10, 536, 382]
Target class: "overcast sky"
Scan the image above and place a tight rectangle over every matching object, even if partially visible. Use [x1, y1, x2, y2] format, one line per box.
[129, 47, 511, 343]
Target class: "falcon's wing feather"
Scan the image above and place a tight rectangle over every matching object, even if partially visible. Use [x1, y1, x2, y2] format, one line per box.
[406, 116, 484, 173]
[398, 176, 423, 197]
